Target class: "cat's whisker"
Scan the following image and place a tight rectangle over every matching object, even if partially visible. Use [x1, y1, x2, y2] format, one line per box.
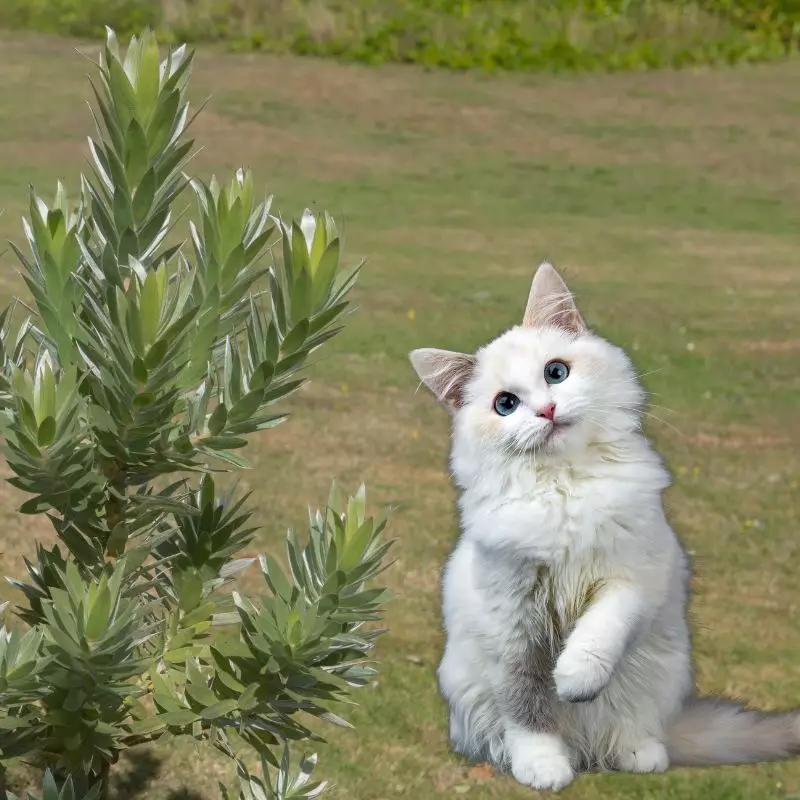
[640, 410, 686, 438]
[647, 403, 682, 416]
[633, 367, 667, 381]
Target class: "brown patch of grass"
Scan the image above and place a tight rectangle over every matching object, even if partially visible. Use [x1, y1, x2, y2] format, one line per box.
[194, 108, 399, 180]
[0, 469, 53, 580]
[189, 47, 800, 187]
[686, 431, 793, 451]
[467, 763, 496, 782]
[727, 339, 800, 354]
[0, 139, 87, 172]
[491, 60, 800, 128]
[673, 229, 800, 264]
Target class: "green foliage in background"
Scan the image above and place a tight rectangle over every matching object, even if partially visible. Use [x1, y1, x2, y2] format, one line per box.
[699, 0, 800, 49]
[0, 0, 159, 39]
[0, 28, 391, 800]
[0, 0, 799, 72]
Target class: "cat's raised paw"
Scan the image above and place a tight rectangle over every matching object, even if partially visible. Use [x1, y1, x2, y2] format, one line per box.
[616, 739, 669, 773]
[553, 646, 611, 703]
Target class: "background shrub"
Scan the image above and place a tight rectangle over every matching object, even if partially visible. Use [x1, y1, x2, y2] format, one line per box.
[0, 2, 798, 90]
[0, 0, 159, 39]
[0, 29, 392, 800]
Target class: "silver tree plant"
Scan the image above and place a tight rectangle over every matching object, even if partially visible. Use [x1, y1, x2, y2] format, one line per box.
[0, 29, 391, 800]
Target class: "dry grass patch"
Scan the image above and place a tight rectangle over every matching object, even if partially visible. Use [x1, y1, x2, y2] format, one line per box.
[686, 430, 794, 451]
[194, 108, 400, 180]
[727, 339, 800, 354]
[0, 470, 54, 580]
[190, 48, 800, 179]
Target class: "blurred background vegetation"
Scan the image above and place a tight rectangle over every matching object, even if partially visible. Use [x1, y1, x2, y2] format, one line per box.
[1, 0, 799, 73]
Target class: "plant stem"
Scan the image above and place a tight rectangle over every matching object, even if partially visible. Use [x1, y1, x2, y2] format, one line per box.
[104, 460, 128, 557]
[73, 765, 110, 800]
[98, 763, 110, 800]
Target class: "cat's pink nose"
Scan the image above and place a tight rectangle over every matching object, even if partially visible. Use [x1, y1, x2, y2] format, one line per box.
[537, 403, 556, 421]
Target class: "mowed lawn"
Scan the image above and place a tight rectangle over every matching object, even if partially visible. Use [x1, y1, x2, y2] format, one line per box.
[1, 31, 799, 800]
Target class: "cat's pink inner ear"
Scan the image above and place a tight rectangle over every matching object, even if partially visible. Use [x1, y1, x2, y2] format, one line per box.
[409, 348, 476, 408]
[522, 262, 587, 334]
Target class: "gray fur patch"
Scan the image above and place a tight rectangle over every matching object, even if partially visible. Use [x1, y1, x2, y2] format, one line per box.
[501, 639, 559, 731]
[474, 556, 608, 747]
[498, 566, 566, 732]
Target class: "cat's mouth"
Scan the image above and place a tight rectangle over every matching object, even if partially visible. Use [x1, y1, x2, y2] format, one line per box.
[517, 419, 575, 453]
[542, 418, 574, 443]
[548, 419, 573, 433]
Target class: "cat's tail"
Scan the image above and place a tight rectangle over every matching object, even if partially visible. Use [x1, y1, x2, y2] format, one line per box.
[667, 697, 800, 767]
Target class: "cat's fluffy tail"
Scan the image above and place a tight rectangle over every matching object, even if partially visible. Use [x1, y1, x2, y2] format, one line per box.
[667, 697, 800, 767]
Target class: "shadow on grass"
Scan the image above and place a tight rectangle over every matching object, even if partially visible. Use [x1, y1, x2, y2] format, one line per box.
[113, 750, 162, 800]
[4, 751, 207, 800]
[114, 750, 206, 800]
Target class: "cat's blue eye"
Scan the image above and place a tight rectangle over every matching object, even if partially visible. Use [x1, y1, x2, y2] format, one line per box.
[493, 392, 520, 416]
[544, 360, 570, 384]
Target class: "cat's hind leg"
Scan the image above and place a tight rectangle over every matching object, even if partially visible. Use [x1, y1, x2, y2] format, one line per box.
[602, 641, 691, 774]
[438, 640, 505, 764]
[615, 738, 669, 773]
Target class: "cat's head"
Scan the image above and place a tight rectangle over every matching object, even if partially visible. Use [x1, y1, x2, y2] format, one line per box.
[409, 263, 644, 468]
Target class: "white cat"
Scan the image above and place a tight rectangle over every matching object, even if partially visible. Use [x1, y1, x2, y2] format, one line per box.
[409, 263, 800, 791]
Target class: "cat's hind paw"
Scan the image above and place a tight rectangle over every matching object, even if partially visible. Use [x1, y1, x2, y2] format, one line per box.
[616, 738, 669, 773]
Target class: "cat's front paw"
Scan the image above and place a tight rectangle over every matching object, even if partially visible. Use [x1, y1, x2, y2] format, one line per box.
[553, 646, 612, 703]
[511, 753, 575, 792]
[507, 731, 575, 792]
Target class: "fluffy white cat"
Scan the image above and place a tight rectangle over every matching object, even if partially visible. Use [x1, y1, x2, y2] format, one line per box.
[409, 263, 799, 791]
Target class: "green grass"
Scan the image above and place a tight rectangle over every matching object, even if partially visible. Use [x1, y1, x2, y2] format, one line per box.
[1, 31, 800, 800]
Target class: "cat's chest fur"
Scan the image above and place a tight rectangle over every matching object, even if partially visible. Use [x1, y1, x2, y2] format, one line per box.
[472, 543, 602, 657]
[463, 461, 633, 560]
[456, 466, 629, 656]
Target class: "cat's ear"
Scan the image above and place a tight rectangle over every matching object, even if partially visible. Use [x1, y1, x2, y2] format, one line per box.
[409, 348, 476, 409]
[522, 261, 586, 334]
